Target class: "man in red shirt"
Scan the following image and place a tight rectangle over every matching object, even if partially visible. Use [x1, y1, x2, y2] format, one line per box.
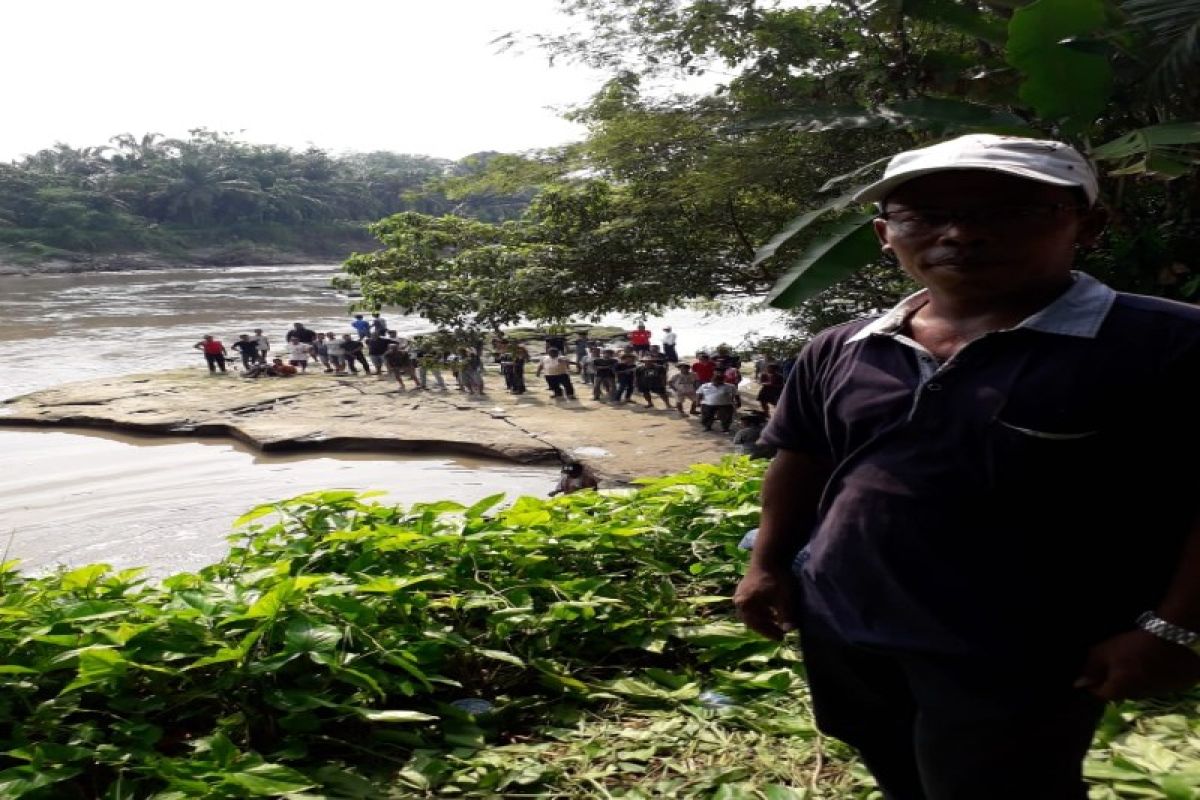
[628, 323, 652, 354]
[691, 352, 716, 384]
[193, 335, 227, 373]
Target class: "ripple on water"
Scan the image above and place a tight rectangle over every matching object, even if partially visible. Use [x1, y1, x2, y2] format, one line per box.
[0, 429, 557, 575]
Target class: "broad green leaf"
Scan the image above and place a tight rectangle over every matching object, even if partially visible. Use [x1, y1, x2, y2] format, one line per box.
[465, 492, 506, 518]
[411, 500, 466, 513]
[752, 190, 860, 266]
[1145, 153, 1196, 179]
[244, 583, 291, 619]
[62, 646, 128, 692]
[884, 97, 1033, 134]
[1112, 733, 1182, 773]
[359, 709, 438, 723]
[355, 573, 442, 593]
[283, 619, 343, 653]
[0, 765, 81, 797]
[474, 648, 525, 667]
[60, 564, 110, 590]
[733, 104, 882, 134]
[504, 509, 553, 526]
[1091, 123, 1200, 159]
[188, 628, 264, 669]
[1006, 0, 1113, 132]
[767, 213, 881, 309]
[223, 762, 315, 795]
[1090, 122, 1200, 179]
[0, 665, 37, 675]
[712, 783, 756, 800]
[232, 503, 278, 528]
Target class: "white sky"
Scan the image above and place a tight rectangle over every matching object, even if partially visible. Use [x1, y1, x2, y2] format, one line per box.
[0, 0, 620, 161]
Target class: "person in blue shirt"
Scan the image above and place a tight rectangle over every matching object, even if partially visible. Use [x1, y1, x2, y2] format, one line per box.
[351, 314, 371, 339]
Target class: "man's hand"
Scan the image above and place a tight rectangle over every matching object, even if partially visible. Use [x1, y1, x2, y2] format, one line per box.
[1075, 629, 1200, 700]
[733, 565, 799, 641]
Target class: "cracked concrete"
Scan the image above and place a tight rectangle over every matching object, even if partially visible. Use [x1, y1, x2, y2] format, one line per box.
[0, 368, 738, 483]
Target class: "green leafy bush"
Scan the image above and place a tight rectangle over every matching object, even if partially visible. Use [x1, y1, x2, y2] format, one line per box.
[0, 458, 1195, 798]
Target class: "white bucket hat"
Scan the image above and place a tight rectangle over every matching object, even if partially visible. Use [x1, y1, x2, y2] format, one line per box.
[854, 134, 1099, 206]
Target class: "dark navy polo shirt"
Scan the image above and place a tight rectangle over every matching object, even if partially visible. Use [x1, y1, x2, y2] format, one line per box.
[762, 273, 1200, 655]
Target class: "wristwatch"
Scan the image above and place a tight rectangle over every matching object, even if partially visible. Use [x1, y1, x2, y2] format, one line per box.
[1136, 611, 1200, 656]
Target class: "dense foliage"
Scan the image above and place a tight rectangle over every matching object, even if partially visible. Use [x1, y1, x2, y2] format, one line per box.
[345, 0, 1199, 335]
[0, 130, 532, 265]
[0, 459, 1196, 798]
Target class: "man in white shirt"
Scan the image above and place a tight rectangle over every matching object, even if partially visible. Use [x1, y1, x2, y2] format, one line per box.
[253, 329, 270, 364]
[697, 372, 737, 432]
[536, 348, 576, 399]
[287, 339, 313, 373]
[662, 326, 679, 363]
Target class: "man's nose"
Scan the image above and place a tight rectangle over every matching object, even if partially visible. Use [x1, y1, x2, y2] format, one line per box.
[937, 219, 994, 245]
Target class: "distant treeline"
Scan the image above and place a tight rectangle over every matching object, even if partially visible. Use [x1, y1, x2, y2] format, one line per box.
[0, 129, 532, 264]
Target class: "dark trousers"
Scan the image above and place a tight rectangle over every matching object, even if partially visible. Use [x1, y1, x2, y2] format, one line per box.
[593, 373, 615, 399]
[349, 352, 371, 373]
[545, 374, 575, 398]
[663, 343, 678, 362]
[238, 352, 255, 369]
[700, 404, 733, 430]
[614, 375, 634, 401]
[203, 353, 226, 372]
[799, 624, 1103, 800]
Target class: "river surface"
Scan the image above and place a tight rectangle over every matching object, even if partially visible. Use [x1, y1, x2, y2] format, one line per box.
[0, 264, 790, 573]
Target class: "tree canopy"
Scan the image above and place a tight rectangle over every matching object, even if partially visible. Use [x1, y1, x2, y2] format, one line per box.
[0, 130, 532, 264]
[346, 0, 1200, 336]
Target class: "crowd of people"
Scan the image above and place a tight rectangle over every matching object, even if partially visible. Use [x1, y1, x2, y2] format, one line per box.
[193, 318, 792, 439]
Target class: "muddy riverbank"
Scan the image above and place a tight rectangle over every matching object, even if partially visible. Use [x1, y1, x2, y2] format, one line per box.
[1, 367, 740, 483]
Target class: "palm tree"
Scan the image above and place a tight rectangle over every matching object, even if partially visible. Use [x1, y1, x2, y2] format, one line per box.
[1123, 0, 1200, 99]
[108, 133, 167, 173]
[149, 160, 263, 226]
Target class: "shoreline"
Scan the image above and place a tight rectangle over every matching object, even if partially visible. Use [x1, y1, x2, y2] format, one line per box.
[0, 246, 356, 277]
[0, 368, 744, 483]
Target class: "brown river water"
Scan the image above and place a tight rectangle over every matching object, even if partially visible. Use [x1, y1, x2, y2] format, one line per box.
[0, 264, 788, 573]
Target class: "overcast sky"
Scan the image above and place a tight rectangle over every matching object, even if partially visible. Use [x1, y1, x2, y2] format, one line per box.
[0, 0, 621, 161]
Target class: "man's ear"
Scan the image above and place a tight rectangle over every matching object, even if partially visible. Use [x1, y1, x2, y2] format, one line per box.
[873, 216, 891, 248]
[1077, 206, 1108, 249]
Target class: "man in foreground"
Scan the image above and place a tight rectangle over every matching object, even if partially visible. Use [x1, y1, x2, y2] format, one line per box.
[734, 135, 1200, 799]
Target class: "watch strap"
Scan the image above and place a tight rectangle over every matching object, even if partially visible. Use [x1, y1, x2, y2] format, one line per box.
[1136, 611, 1200, 655]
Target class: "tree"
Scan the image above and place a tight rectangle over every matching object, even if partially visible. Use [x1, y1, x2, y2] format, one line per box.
[0, 131, 538, 263]
[514, 0, 1200, 322]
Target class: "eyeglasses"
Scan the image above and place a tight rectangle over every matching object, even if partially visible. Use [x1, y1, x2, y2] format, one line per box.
[878, 203, 1085, 235]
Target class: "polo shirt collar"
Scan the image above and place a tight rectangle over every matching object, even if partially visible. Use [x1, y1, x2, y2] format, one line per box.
[846, 271, 1116, 343]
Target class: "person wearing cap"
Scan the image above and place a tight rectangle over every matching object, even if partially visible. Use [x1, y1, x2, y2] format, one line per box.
[733, 134, 1200, 798]
[549, 461, 598, 496]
